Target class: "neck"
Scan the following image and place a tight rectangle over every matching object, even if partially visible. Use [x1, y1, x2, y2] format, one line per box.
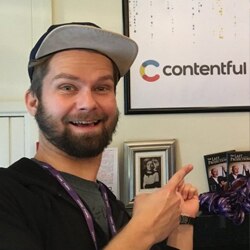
[35, 138, 102, 182]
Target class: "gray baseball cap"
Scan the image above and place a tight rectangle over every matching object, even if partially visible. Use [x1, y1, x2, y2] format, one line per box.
[28, 22, 138, 80]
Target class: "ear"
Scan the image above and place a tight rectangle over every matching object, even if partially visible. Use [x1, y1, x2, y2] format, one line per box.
[25, 90, 39, 116]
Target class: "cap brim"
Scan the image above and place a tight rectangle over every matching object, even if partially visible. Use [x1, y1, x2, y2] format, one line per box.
[35, 24, 138, 77]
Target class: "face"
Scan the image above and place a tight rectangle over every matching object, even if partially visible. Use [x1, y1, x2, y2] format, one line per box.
[232, 165, 239, 174]
[211, 168, 218, 177]
[31, 50, 119, 158]
[146, 161, 154, 171]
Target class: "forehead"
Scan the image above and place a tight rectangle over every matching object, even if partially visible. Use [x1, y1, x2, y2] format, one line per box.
[48, 49, 114, 74]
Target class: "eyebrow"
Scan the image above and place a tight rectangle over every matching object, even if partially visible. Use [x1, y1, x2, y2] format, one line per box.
[52, 73, 80, 81]
[52, 73, 114, 82]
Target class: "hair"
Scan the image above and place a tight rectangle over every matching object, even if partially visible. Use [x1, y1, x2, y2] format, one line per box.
[28, 50, 120, 99]
[211, 167, 216, 172]
[28, 55, 51, 99]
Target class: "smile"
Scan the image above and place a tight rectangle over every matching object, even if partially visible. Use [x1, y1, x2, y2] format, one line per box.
[70, 120, 100, 126]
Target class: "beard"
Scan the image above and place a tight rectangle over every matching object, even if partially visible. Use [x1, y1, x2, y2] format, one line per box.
[35, 102, 119, 158]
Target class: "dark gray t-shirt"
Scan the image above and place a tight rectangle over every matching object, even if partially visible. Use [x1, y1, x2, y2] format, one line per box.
[60, 172, 109, 236]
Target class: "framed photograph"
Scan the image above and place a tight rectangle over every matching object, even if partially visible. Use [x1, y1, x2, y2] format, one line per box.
[123, 139, 176, 205]
[122, 0, 250, 114]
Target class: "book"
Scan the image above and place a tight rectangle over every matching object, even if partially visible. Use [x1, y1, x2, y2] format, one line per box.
[227, 151, 250, 185]
[204, 150, 234, 192]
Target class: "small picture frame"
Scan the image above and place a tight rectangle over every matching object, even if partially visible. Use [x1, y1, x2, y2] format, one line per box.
[123, 140, 176, 205]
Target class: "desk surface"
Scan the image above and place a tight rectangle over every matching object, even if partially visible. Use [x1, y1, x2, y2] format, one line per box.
[194, 213, 250, 250]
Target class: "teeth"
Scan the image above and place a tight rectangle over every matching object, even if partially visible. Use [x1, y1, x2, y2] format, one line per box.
[72, 120, 98, 125]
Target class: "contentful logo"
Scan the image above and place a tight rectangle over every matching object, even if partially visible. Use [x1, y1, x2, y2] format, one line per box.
[140, 60, 160, 82]
[140, 60, 247, 82]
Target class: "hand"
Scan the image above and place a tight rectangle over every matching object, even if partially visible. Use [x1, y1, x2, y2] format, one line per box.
[167, 173, 199, 250]
[131, 164, 194, 245]
[177, 182, 199, 218]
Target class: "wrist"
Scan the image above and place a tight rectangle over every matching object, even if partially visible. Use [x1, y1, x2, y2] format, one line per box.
[179, 215, 196, 225]
[167, 224, 194, 250]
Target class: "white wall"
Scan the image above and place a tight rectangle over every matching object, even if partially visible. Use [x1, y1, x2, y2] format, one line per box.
[0, 0, 52, 102]
[52, 0, 250, 197]
[0, 0, 51, 166]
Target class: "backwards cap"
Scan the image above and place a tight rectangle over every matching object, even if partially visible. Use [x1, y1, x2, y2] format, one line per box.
[28, 22, 138, 80]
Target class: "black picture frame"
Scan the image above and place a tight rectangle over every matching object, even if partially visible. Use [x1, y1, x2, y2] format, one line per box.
[122, 0, 250, 114]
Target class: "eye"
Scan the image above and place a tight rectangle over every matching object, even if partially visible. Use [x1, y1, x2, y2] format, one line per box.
[95, 85, 113, 93]
[59, 84, 77, 92]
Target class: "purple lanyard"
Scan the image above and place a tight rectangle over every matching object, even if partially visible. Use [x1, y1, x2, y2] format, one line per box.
[33, 159, 117, 250]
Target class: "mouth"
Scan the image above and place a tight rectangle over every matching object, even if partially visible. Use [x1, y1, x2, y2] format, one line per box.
[69, 120, 101, 127]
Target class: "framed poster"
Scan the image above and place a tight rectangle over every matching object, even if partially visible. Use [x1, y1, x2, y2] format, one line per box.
[123, 139, 176, 205]
[122, 0, 250, 114]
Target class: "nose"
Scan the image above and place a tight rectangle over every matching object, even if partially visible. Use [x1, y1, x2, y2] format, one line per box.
[76, 89, 97, 111]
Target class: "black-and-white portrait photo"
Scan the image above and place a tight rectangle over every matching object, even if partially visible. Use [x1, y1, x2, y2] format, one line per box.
[140, 157, 162, 189]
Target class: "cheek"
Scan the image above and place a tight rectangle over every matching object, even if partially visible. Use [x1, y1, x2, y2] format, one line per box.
[105, 99, 117, 116]
[41, 99, 67, 122]
[97, 94, 116, 111]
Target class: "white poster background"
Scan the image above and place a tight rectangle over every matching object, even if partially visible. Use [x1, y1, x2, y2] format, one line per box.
[128, 0, 250, 109]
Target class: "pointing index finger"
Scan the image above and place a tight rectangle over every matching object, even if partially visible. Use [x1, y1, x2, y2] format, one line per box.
[166, 164, 193, 191]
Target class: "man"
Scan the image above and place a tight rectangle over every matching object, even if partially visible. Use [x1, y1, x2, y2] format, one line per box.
[228, 164, 244, 184]
[0, 22, 199, 250]
[208, 167, 227, 192]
